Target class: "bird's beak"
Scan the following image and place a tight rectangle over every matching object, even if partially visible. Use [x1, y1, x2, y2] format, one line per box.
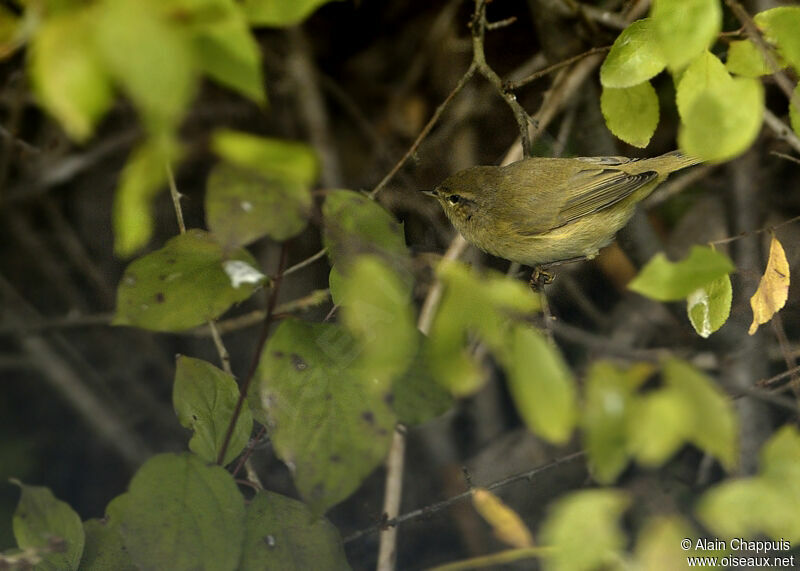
[420, 189, 437, 198]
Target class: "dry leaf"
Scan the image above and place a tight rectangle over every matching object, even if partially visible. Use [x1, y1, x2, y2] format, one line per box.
[749, 235, 790, 335]
[472, 487, 534, 548]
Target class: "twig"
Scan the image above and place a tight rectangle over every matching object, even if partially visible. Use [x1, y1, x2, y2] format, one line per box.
[369, 63, 477, 198]
[217, 245, 288, 465]
[282, 246, 328, 277]
[166, 163, 186, 234]
[506, 45, 612, 90]
[724, 0, 800, 118]
[707, 213, 800, 247]
[770, 151, 800, 166]
[763, 109, 800, 156]
[346, 451, 585, 544]
[208, 321, 233, 375]
[376, 427, 407, 570]
[470, 0, 534, 157]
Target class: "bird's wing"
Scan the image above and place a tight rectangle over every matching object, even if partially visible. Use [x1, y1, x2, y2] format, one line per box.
[554, 167, 658, 226]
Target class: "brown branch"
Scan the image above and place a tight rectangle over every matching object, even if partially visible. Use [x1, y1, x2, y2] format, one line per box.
[506, 45, 612, 90]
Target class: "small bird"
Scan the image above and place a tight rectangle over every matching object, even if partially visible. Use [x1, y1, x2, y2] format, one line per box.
[426, 151, 701, 268]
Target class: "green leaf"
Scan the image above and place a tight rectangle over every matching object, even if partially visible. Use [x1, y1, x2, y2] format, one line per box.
[114, 453, 245, 571]
[755, 7, 800, 73]
[635, 517, 698, 571]
[240, 491, 351, 570]
[687, 274, 732, 338]
[675, 51, 730, 120]
[93, 0, 196, 134]
[600, 19, 666, 88]
[676, 51, 764, 162]
[698, 425, 800, 542]
[182, 0, 266, 105]
[503, 326, 576, 444]
[651, 0, 721, 70]
[628, 390, 691, 466]
[601, 82, 659, 148]
[80, 519, 136, 571]
[243, 0, 342, 26]
[663, 359, 738, 470]
[173, 356, 253, 465]
[425, 261, 540, 396]
[205, 163, 311, 247]
[628, 245, 734, 301]
[212, 130, 318, 186]
[679, 76, 764, 162]
[113, 229, 265, 331]
[11, 481, 85, 571]
[322, 189, 409, 272]
[250, 319, 395, 515]
[112, 136, 182, 257]
[391, 339, 453, 426]
[29, 11, 113, 142]
[541, 490, 629, 571]
[726, 40, 774, 78]
[337, 256, 417, 383]
[582, 361, 654, 484]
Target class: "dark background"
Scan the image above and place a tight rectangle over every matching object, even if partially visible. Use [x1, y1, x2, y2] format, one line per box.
[2, 0, 799, 569]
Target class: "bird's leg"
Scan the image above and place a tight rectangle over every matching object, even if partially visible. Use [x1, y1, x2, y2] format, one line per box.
[529, 255, 589, 291]
[529, 266, 554, 291]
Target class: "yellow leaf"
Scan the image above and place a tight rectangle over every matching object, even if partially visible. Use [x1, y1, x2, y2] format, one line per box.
[749, 235, 790, 335]
[472, 488, 534, 548]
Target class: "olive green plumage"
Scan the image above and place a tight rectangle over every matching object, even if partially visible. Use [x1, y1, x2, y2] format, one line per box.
[429, 151, 701, 266]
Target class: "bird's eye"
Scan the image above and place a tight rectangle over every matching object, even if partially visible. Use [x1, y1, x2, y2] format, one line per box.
[447, 194, 461, 205]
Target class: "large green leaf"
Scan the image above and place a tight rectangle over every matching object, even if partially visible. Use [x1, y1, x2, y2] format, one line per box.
[337, 256, 417, 383]
[676, 51, 764, 162]
[239, 491, 351, 570]
[628, 390, 691, 466]
[322, 189, 409, 271]
[791, 84, 800, 137]
[11, 481, 85, 571]
[93, 0, 196, 133]
[726, 40, 774, 78]
[112, 136, 182, 257]
[541, 490, 629, 571]
[628, 246, 734, 301]
[600, 19, 666, 88]
[250, 319, 395, 515]
[212, 130, 318, 185]
[243, 0, 343, 26]
[206, 163, 311, 247]
[651, 0, 721, 70]
[662, 359, 738, 470]
[425, 261, 540, 395]
[113, 229, 265, 331]
[698, 425, 800, 541]
[601, 81, 659, 148]
[173, 356, 253, 465]
[503, 325, 577, 444]
[391, 338, 454, 426]
[582, 362, 653, 484]
[635, 517, 700, 570]
[29, 10, 113, 142]
[80, 518, 136, 571]
[755, 7, 800, 73]
[178, 0, 266, 104]
[115, 453, 245, 571]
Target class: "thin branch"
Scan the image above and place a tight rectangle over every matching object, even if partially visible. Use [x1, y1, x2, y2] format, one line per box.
[166, 162, 186, 234]
[763, 109, 800, 156]
[707, 213, 800, 247]
[217, 245, 289, 465]
[282, 246, 328, 277]
[208, 321, 233, 376]
[506, 45, 612, 90]
[346, 451, 585, 544]
[724, 0, 800, 118]
[369, 63, 477, 198]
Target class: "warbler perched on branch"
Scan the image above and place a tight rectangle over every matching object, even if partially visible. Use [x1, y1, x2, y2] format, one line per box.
[425, 151, 701, 268]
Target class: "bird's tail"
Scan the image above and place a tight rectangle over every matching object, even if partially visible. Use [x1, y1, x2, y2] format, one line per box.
[653, 150, 704, 173]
